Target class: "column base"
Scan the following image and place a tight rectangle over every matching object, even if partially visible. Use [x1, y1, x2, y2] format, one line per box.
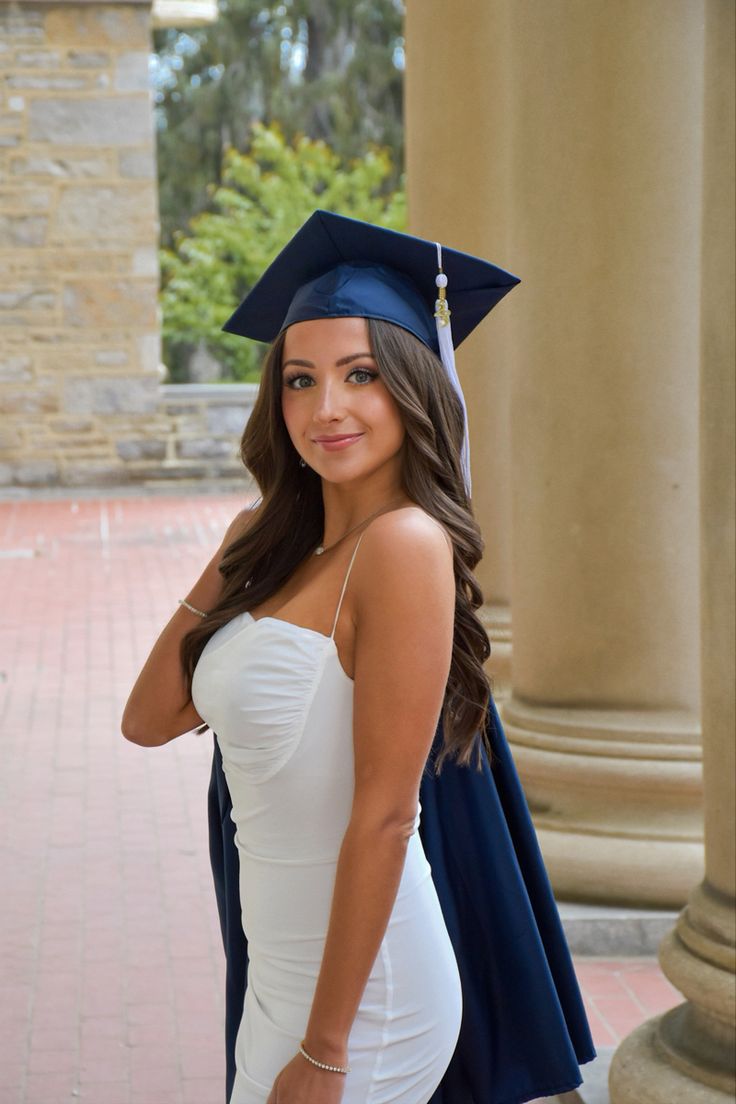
[609, 1013, 734, 1103]
[502, 696, 704, 906]
[607, 876, 735, 1101]
[535, 828, 704, 908]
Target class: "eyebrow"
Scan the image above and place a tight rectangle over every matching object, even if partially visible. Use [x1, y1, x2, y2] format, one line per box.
[282, 352, 376, 371]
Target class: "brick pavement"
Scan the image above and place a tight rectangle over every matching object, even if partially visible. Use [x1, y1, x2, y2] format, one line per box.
[0, 493, 683, 1104]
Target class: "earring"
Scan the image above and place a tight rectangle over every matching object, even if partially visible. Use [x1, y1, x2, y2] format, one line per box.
[299, 458, 306, 468]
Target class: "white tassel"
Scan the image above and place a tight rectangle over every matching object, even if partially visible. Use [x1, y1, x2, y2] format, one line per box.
[435, 243, 472, 497]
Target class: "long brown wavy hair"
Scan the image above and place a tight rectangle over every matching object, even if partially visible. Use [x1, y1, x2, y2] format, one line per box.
[182, 317, 493, 773]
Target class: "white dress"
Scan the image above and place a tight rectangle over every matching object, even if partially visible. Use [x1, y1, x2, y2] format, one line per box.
[191, 532, 463, 1104]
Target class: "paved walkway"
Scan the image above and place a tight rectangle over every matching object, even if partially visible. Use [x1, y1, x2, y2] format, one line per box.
[0, 493, 683, 1104]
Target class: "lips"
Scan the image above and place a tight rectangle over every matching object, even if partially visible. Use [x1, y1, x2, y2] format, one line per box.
[312, 432, 364, 452]
[313, 434, 362, 442]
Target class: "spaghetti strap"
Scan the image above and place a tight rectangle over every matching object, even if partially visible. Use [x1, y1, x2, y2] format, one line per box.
[329, 530, 367, 639]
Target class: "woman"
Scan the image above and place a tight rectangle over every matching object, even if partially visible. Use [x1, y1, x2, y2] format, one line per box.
[122, 211, 594, 1104]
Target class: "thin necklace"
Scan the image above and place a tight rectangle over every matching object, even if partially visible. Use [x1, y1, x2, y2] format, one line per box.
[314, 499, 406, 556]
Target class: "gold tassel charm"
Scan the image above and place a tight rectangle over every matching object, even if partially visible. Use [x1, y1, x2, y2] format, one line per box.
[434, 270, 451, 327]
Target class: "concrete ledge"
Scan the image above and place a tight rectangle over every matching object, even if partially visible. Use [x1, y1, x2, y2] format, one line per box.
[160, 383, 259, 402]
[557, 901, 678, 956]
[153, 0, 218, 27]
[0, 382, 259, 488]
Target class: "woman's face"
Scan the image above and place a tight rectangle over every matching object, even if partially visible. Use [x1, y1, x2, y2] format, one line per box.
[280, 316, 405, 486]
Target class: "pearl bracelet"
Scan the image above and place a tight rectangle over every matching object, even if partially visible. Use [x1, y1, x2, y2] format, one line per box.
[298, 1040, 350, 1074]
[178, 598, 207, 618]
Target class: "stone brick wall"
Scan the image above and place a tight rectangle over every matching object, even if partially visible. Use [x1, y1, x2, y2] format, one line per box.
[0, 1, 262, 491]
[2, 374, 257, 485]
[0, 0, 166, 487]
[152, 382, 256, 484]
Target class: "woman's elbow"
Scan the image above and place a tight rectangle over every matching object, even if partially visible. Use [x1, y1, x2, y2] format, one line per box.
[350, 804, 419, 841]
[120, 710, 171, 747]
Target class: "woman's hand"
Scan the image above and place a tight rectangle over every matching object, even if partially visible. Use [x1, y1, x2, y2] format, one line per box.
[266, 1053, 346, 1104]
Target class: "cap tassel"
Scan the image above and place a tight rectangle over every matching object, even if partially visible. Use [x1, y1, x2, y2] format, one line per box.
[435, 243, 472, 497]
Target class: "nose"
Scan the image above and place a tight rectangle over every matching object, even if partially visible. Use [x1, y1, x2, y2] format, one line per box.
[312, 375, 345, 425]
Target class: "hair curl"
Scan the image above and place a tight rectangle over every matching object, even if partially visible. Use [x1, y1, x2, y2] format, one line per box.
[181, 317, 493, 773]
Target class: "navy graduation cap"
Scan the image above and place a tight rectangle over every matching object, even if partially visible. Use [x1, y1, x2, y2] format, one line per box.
[222, 208, 520, 351]
[222, 209, 521, 496]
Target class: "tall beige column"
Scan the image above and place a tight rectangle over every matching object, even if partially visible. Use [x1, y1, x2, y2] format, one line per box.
[496, 0, 707, 907]
[405, 0, 705, 905]
[405, 0, 516, 695]
[610, 0, 735, 1098]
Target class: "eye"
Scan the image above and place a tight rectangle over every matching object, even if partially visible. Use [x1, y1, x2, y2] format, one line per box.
[283, 373, 314, 390]
[347, 367, 378, 384]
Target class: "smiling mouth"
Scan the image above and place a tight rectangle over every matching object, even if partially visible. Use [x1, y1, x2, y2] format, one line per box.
[313, 433, 364, 451]
[313, 434, 363, 442]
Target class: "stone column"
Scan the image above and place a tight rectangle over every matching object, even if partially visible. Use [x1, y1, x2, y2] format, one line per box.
[405, 0, 516, 695]
[405, 0, 706, 906]
[0, 0, 162, 487]
[495, 0, 706, 907]
[610, 0, 735, 1098]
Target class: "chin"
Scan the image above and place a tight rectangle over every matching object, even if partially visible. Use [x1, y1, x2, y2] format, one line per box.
[305, 438, 403, 483]
[317, 465, 368, 484]
[326, 460, 398, 486]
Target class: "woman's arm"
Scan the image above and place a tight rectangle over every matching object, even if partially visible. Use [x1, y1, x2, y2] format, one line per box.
[121, 506, 256, 747]
[302, 509, 456, 1064]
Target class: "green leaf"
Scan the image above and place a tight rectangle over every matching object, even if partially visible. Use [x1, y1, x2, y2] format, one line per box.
[160, 122, 406, 382]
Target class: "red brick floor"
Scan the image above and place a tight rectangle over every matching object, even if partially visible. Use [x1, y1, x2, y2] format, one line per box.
[0, 493, 683, 1104]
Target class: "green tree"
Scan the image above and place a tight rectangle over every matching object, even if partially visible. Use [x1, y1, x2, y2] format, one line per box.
[160, 122, 406, 382]
[153, 0, 404, 247]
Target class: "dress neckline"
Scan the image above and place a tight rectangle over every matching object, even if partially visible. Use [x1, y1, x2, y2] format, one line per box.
[242, 611, 354, 685]
[244, 609, 332, 641]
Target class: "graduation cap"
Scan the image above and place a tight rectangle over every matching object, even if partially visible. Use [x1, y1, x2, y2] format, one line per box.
[222, 209, 521, 496]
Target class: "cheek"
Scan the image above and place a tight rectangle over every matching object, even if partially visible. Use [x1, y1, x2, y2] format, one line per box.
[374, 393, 405, 442]
[280, 391, 303, 433]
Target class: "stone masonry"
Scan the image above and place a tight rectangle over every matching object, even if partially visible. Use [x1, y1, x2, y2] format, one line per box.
[0, 0, 244, 489]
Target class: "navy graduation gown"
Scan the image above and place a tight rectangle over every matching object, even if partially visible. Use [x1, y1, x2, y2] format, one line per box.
[207, 741, 248, 1103]
[207, 695, 597, 1104]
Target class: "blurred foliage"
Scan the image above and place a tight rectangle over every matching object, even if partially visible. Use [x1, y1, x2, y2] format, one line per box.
[153, 0, 405, 248]
[160, 122, 406, 382]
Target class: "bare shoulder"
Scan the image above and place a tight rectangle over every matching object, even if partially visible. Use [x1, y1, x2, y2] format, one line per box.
[353, 506, 455, 617]
[220, 501, 261, 551]
[362, 504, 453, 557]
